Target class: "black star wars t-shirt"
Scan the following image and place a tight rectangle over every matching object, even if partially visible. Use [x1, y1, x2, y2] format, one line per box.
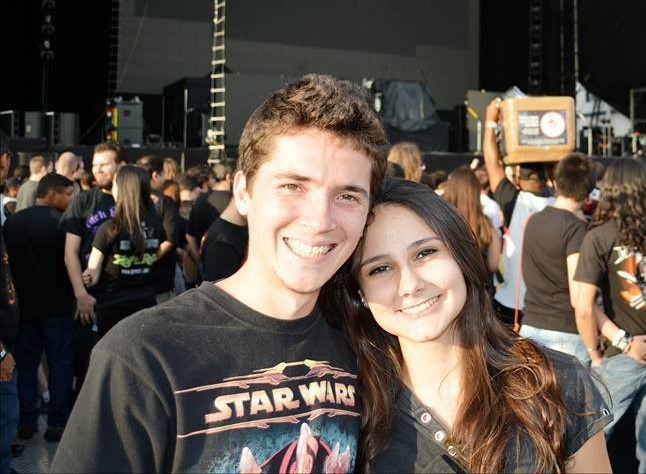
[51, 283, 361, 473]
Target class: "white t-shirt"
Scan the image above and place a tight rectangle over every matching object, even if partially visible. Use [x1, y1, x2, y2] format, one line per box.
[495, 190, 554, 310]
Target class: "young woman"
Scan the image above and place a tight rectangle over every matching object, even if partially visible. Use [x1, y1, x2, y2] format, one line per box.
[321, 179, 612, 473]
[83, 165, 165, 338]
[443, 166, 501, 273]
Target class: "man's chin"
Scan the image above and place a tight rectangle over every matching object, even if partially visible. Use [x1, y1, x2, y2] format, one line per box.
[98, 182, 113, 191]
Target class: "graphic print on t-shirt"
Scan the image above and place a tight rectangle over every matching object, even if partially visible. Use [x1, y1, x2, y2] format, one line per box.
[174, 359, 359, 473]
[614, 246, 646, 310]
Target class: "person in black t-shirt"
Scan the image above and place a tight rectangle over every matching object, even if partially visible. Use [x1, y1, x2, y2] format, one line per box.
[4, 173, 76, 442]
[83, 166, 164, 338]
[200, 197, 248, 281]
[0, 137, 19, 474]
[574, 157, 646, 471]
[60, 142, 125, 393]
[519, 153, 596, 364]
[185, 161, 233, 279]
[136, 155, 182, 303]
[52, 74, 388, 473]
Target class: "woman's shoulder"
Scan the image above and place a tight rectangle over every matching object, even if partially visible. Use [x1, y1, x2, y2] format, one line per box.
[541, 346, 613, 456]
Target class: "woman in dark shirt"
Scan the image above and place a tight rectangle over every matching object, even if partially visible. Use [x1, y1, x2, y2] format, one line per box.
[83, 165, 164, 338]
[321, 179, 611, 472]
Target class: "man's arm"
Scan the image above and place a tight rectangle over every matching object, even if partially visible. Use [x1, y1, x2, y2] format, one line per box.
[483, 98, 506, 194]
[64, 232, 95, 325]
[50, 346, 171, 472]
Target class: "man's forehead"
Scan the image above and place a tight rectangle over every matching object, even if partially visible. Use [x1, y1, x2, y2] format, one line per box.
[93, 151, 116, 164]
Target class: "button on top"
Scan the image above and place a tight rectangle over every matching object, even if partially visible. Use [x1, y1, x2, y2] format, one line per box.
[420, 412, 432, 424]
[447, 445, 457, 456]
[434, 430, 447, 442]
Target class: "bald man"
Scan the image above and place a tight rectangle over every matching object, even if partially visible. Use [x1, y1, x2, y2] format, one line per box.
[55, 152, 81, 198]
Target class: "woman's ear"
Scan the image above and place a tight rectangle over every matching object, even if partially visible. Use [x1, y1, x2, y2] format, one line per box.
[232, 171, 250, 216]
[358, 289, 369, 309]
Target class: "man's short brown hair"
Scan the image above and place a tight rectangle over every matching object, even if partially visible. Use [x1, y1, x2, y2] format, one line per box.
[238, 74, 389, 199]
[93, 141, 124, 163]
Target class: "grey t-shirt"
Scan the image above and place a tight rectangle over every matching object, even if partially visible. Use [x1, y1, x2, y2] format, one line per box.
[15, 179, 38, 211]
[371, 347, 612, 473]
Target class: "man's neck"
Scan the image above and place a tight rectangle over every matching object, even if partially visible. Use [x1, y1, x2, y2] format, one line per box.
[216, 264, 318, 321]
[553, 195, 580, 213]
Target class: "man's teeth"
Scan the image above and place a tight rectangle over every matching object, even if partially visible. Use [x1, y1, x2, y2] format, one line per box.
[286, 239, 332, 258]
[400, 296, 440, 315]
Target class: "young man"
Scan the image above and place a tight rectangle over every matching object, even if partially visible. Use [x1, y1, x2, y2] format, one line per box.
[483, 99, 555, 326]
[518, 154, 596, 363]
[4, 173, 76, 442]
[51, 74, 389, 473]
[60, 142, 124, 391]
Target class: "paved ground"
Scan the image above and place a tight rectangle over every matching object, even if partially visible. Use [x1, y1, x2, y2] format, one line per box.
[10, 415, 58, 473]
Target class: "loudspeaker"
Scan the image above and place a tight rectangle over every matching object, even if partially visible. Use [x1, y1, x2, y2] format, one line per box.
[45, 112, 80, 146]
[116, 128, 143, 147]
[0, 111, 45, 139]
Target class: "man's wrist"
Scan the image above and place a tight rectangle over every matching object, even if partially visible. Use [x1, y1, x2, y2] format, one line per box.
[0, 347, 7, 363]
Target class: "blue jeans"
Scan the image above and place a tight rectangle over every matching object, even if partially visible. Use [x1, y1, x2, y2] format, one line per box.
[16, 317, 74, 428]
[0, 370, 18, 474]
[519, 324, 590, 365]
[594, 354, 646, 473]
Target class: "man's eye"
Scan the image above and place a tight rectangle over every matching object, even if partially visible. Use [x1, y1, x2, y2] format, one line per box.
[282, 183, 300, 191]
[338, 193, 359, 203]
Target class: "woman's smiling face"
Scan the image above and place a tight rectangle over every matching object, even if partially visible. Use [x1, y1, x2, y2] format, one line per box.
[356, 204, 467, 345]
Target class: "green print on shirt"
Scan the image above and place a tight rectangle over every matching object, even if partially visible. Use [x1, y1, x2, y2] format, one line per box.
[113, 253, 157, 268]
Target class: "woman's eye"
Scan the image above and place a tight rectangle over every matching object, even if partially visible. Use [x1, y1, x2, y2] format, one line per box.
[368, 265, 390, 276]
[416, 248, 436, 259]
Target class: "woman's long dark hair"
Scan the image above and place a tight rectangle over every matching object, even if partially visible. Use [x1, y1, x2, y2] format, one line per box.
[108, 165, 153, 256]
[592, 157, 646, 253]
[320, 179, 569, 473]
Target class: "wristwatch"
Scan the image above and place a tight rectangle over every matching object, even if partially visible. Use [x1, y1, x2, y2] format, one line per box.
[612, 329, 632, 352]
[0, 348, 7, 363]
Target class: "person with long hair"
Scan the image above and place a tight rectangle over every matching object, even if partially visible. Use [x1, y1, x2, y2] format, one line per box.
[321, 178, 612, 473]
[387, 141, 424, 182]
[82, 165, 165, 338]
[442, 166, 501, 273]
[574, 157, 646, 471]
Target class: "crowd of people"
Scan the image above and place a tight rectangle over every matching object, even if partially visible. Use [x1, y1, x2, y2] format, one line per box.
[0, 74, 644, 473]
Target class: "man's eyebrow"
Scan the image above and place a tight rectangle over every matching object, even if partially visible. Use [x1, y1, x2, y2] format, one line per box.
[358, 236, 441, 269]
[273, 172, 312, 182]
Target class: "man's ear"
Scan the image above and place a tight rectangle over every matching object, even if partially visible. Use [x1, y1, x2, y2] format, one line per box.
[232, 171, 250, 216]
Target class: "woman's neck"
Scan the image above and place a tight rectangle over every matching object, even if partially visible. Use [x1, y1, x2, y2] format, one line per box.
[400, 334, 463, 428]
